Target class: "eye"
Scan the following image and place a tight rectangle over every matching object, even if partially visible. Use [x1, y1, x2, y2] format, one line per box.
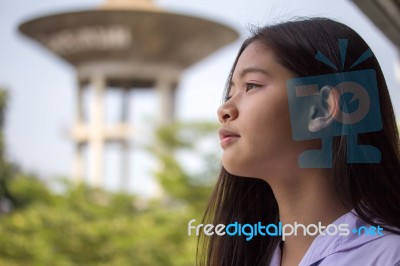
[224, 95, 232, 102]
[245, 83, 261, 92]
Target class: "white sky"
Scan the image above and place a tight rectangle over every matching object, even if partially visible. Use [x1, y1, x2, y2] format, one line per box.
[0, 0, 399, 195]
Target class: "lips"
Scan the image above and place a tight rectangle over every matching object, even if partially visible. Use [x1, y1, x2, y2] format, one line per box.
[219, 128, 240, 148]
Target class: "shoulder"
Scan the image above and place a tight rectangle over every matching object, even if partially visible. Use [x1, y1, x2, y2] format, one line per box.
[323, 232, 400, 266]
[301, 212, 400, 266]
[363, 233, 400, 264]
[362, 233, 400, 258]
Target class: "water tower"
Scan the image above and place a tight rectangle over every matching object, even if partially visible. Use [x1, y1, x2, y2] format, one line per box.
[18, 0, 239, 189]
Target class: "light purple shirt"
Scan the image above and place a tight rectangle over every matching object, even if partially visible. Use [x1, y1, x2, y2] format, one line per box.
[270, 211, 400, 266]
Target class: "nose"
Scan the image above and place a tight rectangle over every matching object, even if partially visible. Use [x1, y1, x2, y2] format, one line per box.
[217, 102, 238, 124]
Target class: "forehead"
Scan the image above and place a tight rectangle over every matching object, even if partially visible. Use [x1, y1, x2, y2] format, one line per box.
[234, 41, 276, 73]
[232, 41, 293, 80]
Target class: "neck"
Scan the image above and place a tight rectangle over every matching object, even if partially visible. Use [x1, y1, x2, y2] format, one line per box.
[263, 166, 349, 266]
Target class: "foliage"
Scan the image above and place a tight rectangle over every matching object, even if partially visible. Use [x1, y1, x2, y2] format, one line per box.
[0, 89, 218, 265]
[0, 179, 202, 266]
[149, 121, 219, 210]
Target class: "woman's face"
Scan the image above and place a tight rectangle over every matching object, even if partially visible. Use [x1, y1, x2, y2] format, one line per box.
[218, 41, 309, 179]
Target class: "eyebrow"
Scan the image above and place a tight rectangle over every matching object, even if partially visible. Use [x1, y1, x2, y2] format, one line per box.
[239, 67, 270, 78]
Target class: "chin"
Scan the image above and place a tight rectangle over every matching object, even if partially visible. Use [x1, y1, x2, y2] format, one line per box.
[222, 161, 257, 179]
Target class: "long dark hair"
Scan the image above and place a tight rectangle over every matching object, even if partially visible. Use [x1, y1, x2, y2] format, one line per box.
[198, 17, 400, 266]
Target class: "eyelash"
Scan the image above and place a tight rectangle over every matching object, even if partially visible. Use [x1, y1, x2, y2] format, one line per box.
[245, 83, 261, 92]
[225, 83, 261, 101]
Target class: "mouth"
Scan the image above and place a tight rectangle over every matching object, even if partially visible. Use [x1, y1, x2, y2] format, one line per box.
[219, 128, 240, 148]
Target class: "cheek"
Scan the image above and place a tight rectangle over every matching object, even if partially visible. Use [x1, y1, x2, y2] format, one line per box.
[265, 93, 293, 138]
[253, 100, 292, 141]
[248, 100, 296, 160]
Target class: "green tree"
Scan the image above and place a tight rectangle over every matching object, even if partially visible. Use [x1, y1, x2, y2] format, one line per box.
[149, 121, 218, 210]
[0, 93, 218, 266]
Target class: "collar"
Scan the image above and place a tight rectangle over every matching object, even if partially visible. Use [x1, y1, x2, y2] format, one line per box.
[270, 211, 387, 266]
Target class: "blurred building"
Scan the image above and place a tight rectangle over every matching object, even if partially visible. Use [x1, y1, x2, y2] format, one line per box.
[19, 0, 238, 190]
[352, 0, 400, 83]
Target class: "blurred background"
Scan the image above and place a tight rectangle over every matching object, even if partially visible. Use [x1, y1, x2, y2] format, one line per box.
[0, 0, 399, 265]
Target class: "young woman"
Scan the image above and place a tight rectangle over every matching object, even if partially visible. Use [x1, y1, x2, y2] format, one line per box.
[198, 18, 400, 266]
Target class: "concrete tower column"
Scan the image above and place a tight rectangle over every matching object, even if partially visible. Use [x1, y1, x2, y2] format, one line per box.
[120, 88, 130, 191]
[89, 74, 106, 187]
[157, 75, 177, 124]
[72, 80, 85, 184]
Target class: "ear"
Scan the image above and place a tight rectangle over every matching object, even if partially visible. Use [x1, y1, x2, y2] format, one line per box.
[308, 85, 339, 132]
